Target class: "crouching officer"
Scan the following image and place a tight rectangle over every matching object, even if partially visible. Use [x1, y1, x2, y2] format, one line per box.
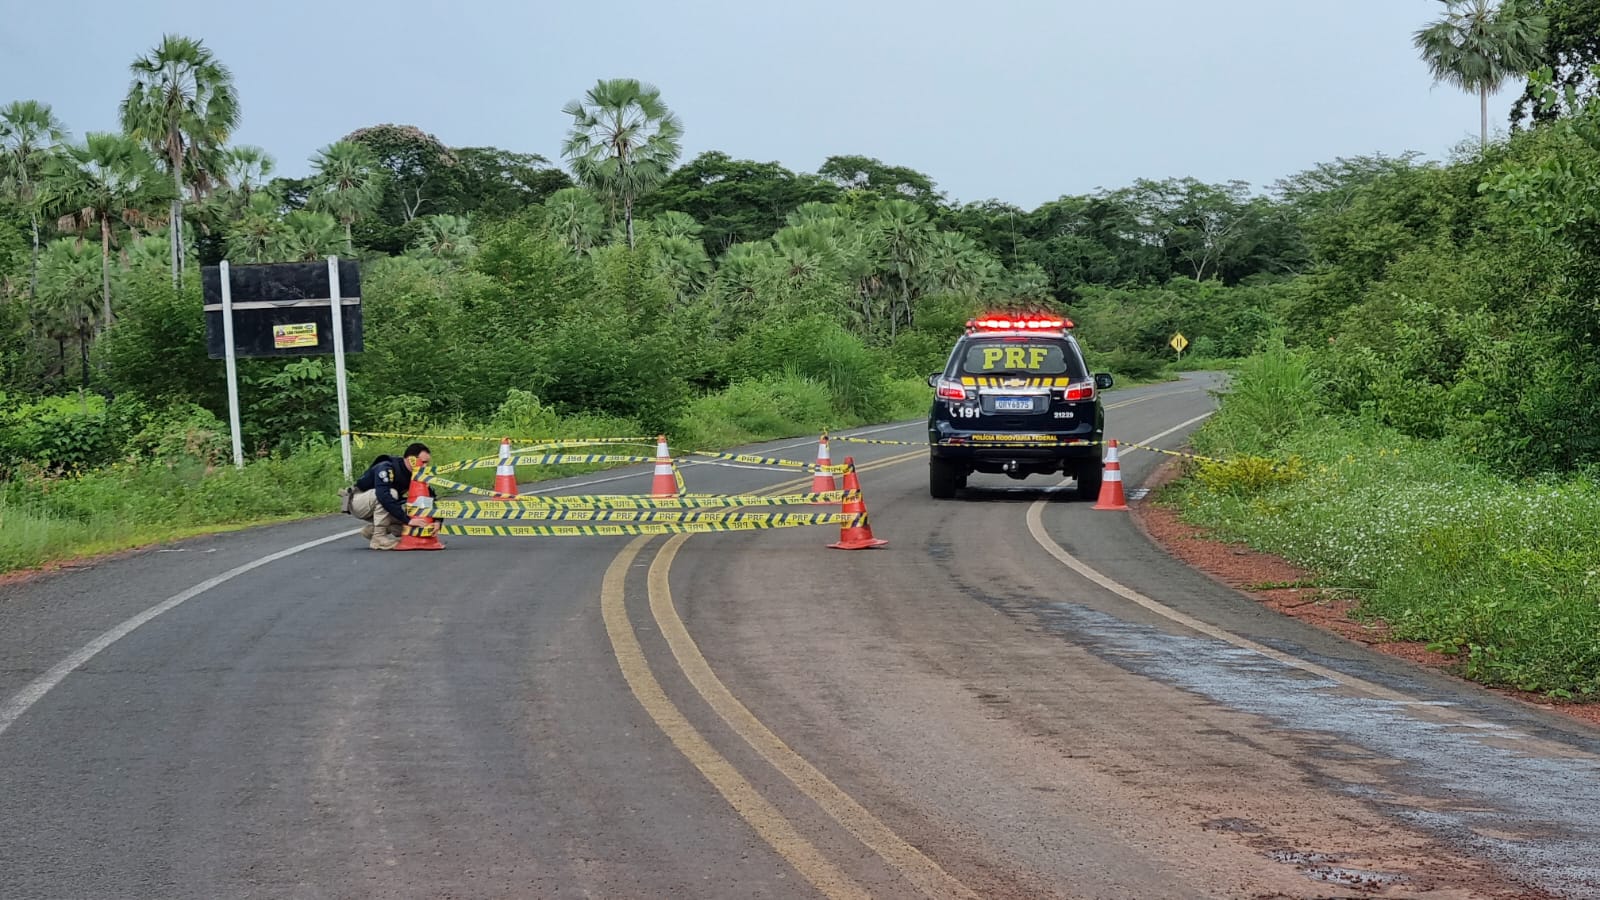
[349, 442, 431, 550]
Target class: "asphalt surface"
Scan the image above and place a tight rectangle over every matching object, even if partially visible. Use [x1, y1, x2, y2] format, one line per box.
[2, 371, 1597, 899]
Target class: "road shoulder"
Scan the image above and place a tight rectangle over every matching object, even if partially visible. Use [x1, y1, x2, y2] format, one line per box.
[1131, 456, 1600, 732]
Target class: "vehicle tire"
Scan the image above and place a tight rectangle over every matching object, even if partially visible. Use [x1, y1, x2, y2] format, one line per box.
[930, 459, 962, 499]
[1074, 461, 1102, 501]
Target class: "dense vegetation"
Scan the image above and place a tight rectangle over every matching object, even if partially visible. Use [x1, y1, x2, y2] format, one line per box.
[0, 38, 1312, 483]
[2, 4, 1598, 696]
[1174, 48, 1600, 696]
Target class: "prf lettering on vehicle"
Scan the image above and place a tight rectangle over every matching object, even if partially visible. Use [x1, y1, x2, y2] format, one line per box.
[980, 346, 1051, 370]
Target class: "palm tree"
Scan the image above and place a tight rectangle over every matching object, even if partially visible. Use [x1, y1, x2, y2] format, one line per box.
[562, 79, 683, 249]
[541, 187, 604, 255]
[198, 144, 274, 225]
[410, 214, 475, 263]
[34, 238, 101, 387]
[922, 231, 1002, 297]
[785, 202, 844, 228]
[269, 210, 343, 262]
[42, 132, 168, 328]
[220, 144, 274, 197]
[0, 100, 69, 300]
[650, 210, 702, 241]
[309, 140, 384, 253]
[648, 234, 710, 301]
[713, 243, 781, 315]
[1414, 0, 1548, 146]
[124, 229, 177, 275]
[226, 192, 285, 263]
[872, 199, 935, 337]
[120, 34, 240, 285]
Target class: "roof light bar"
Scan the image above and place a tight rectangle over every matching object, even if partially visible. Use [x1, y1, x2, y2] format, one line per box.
[968, 314, 1074, 332]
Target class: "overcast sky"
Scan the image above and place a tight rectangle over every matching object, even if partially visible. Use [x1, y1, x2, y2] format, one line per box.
[1, 0, 1515, 209]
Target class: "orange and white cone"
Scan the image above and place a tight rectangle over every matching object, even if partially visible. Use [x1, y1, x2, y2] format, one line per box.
[492, 437, 519, 498]
[811, 434, 838, 495]
[1093, 440, 1128, 511]
[651, 434, 678, 498]
[828, 457, 888, 550]
[396, 462, 445, 550]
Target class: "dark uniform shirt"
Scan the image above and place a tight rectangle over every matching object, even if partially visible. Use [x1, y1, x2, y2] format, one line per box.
[354, 456, 412, 524]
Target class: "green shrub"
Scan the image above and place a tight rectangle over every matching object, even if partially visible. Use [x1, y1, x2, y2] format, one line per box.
[673, 376, 836, 449]
[1196, 341, 1322, 455]
[124, 400, 230, 464]
[240, 359, 337, 452]
[0, 446, 349, 573]
[491, 389, 565, 437]
[0, 393, 118, 474]
[1089, 347, 1168, 382]
[1192, 454, 1304, 496]
[1176, 413, 1600, 697]
[725, 315, 888, 419]
[365, 393, 435, 433]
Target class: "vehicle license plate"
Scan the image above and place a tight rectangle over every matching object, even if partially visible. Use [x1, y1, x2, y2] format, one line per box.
[994, 398, 1033, 411]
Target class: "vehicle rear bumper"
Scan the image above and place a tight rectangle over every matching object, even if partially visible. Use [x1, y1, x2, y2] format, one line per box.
[927, 422, 1103, 463]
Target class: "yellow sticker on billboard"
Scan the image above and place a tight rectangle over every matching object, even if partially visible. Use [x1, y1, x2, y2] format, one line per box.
[273, 323, 318, 349]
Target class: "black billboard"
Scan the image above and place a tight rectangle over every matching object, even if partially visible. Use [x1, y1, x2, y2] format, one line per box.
[203, 260, 363, 359]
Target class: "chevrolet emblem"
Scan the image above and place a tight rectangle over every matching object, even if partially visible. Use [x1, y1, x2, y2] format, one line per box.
[1001, 377, 1027, 387]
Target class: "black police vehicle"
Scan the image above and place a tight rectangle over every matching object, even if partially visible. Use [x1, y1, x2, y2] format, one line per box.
[926, 314, 1113, 499]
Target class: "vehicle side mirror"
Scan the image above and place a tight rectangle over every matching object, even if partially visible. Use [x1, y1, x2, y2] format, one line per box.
[927, 372, 943, 387]
[1094, 373, 1114, 390]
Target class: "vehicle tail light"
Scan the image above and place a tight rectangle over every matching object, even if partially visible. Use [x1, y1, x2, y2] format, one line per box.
[1063, 379, 1095, 401]
[936, 380, 968, 401]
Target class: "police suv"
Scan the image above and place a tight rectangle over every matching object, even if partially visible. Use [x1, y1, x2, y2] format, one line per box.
[926, 314, 1113, 499]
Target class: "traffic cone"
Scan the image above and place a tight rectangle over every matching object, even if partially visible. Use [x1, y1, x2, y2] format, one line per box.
[829, 457, 888, 550]
[492, 437, 519, 498]
[811, 433, 838, 494]
[396, 462, 445, 550]
[1093, 440, 1128, 511]
[651, 434, 678, 498]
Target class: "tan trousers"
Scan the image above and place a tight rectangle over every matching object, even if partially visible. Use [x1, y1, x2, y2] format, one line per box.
[350, 488, 404, 550]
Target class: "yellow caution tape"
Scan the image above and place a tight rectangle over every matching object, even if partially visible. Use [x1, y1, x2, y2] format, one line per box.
[434, 508, 845, 525]
[432, 492, 851, 515]
[436, 453, 656, 474]
[437, 515, 859, 538]
[345, 432, 653, 446]
[835, 436, 922, 446]
[412, 471, 507, 498]
[1117, 443, 1228, 464]
[684, 449, 846, 472]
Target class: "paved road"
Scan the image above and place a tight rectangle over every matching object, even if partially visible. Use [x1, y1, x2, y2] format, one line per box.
[2, 372, 1597, 899]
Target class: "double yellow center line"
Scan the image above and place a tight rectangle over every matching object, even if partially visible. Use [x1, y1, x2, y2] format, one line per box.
[599, 450, 976, 898]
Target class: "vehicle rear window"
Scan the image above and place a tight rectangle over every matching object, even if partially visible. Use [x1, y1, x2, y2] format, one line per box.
[958, 340, 1084, 377]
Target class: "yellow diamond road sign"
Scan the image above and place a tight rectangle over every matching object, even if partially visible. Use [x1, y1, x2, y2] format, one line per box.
[1170, 332, 1189, 353]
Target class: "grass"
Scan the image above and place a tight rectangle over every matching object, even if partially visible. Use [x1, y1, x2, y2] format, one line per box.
[1172, 350, 1600, 698]
[0, 450, 350, 575]
[0, 375, 934, 577]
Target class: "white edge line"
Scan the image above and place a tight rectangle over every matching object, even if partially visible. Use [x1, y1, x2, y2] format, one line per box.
[1025, 413, 1423, 701]
[0, 527, 361, 739]
[1024, 416, 1548, 723]
[1031, 411, 1600, 751]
